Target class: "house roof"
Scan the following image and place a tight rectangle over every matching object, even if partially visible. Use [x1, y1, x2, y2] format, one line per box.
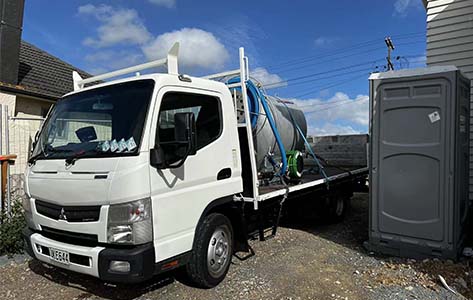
[0, 41, 91, 100]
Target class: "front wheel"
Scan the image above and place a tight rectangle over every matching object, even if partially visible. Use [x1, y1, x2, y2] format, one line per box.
[183, 213, 233, 288]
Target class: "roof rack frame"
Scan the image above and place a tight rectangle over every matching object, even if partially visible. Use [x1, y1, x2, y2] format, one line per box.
[72, 42, 180, 91]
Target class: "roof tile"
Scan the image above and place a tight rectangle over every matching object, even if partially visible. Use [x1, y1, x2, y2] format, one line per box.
[17, 41, 91, 99]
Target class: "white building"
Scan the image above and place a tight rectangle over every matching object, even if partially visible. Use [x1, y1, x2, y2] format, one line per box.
[0, 0, 90, 176]
[423, 0, 473, 198]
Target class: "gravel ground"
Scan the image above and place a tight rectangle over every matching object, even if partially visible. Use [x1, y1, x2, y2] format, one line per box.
[1, 193, 472, 300]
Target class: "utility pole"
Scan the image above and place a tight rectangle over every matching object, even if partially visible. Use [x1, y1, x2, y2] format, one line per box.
[385, 37, 395, 71]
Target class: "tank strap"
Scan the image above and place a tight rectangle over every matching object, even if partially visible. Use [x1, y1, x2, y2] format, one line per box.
[227, 77, 288, 177]
[278, 99, 330, 187]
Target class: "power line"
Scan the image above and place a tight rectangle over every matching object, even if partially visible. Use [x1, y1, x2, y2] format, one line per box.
[303, 96, 368, 113]
[266, 66, 375, 89]
[269, 39, 425, 75]
[265, 53, 424, 91]
[264, 58, 383, 88]
[268, 34, 424, 70]
[294, 73, 370, 99]
[265, 32, 425, 70]
[286, 53, 425, 99]
[295, 95, 367, 108]
[273, 46, 385, 74]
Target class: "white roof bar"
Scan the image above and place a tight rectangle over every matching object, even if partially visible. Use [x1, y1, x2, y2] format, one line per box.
[202, 69, 241, 80]
[73, 42, 180, 91]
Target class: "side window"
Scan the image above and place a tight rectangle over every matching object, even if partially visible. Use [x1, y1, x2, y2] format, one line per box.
[157, 92, 222, 151]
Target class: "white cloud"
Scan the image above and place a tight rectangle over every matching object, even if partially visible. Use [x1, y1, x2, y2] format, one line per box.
[142, 28, 229, 70]
[148, 0, 176, 8]
[289, 92, 369, 137]
[314, 36, 338, 48]
[78, 4, 151, 48]
[308, 123, 359, 136]
[291, 92, 369, 127]
[251, 68, 286, 87]
[393, 0, 421, 16]
[84, 50, 145, 74]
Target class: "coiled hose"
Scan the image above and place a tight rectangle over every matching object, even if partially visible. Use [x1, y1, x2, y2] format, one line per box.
[228, 77, 287, 176]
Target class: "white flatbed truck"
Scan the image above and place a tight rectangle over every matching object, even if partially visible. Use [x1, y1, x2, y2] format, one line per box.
[22, 43, 368, 287]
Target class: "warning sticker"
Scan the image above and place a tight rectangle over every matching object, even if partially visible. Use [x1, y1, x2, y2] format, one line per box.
[110, 139, 119, 152]
[428, 111, 440, 123]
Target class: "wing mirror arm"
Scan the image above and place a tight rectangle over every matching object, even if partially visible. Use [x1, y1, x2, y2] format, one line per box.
[150, 112, 197, 169]
[150, 146, 167, 169]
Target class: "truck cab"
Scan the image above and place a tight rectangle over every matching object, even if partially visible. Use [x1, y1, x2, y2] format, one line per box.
[23, 44, 245, 286]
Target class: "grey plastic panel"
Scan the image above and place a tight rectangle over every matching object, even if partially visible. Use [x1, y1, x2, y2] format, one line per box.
[368, 68, 470, 260]
[378, 78, 448, 241]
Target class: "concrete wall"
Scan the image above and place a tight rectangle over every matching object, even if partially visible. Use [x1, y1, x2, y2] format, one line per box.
[307, 134, 368, 167]
[0, 91, 17, 158]
[0, 91, 51, 175]
[10, 96, 51, 175]
[425, 0, 473, 198]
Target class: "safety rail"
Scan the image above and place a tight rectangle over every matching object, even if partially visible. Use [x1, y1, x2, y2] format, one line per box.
[203, 48, 260, 209]
[236, 48, 260, 209]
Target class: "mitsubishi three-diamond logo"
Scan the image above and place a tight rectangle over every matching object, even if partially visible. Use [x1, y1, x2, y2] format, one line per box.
[59, 208, 67, 221]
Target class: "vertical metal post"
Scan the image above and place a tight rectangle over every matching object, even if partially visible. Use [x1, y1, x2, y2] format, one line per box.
[0, 105, 2, 217]
[385, 37, 395, 71]
[0, 105, 3, 155]
[239, 47, 260, 210]
[5, 106, 11, 216]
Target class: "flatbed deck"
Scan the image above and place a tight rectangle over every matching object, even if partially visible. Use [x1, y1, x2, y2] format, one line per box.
[258, 166, 368, 201]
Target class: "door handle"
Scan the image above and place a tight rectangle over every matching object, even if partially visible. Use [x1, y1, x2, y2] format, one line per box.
[217, 168, 232, 180]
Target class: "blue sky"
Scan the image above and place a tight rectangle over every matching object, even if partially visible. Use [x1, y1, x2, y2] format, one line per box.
[22, 0, 427, 135]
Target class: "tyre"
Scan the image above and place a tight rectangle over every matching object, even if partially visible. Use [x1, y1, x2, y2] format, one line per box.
[324, 193, 350, 223]
[183, 213, 233, 288]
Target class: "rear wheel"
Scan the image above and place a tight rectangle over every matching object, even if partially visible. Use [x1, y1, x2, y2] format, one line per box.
[183, 213, 233, 288]
[324, 193, 350, 223]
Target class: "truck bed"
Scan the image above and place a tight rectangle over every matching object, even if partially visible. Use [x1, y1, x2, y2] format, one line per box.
[258, 166, 368, 201]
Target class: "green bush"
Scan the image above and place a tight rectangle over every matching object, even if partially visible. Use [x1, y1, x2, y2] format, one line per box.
[0, 199, 26, 256]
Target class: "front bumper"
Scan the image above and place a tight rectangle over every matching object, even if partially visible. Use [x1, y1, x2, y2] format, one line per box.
[23, 228, 156, 283]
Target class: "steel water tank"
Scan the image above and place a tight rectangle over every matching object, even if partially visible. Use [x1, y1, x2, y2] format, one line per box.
[231, 79, 308, 172]
[253, 95, 307, 171]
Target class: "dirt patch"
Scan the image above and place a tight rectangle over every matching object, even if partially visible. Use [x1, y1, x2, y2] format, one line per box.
[0, 193, 471, 299]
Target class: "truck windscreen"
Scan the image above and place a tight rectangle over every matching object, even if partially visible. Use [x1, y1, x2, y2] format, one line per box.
[31, 79, 155, 162]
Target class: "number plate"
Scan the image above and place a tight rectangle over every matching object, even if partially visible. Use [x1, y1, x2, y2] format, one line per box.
[49, 248, 70, 265]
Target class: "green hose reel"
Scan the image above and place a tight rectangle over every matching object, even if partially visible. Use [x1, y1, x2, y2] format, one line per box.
[286, 150, 304, 179]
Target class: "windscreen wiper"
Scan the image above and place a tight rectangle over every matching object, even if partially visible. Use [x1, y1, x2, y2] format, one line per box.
[28, 147, 73, 166]
[28, 152, 45, 166]
[65, 149, 104, 166]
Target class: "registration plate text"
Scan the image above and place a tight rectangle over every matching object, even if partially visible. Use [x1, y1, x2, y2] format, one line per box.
[49, 248, 70, 265]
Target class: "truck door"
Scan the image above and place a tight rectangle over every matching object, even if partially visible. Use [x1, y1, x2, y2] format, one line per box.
[149, 86, 242, 262]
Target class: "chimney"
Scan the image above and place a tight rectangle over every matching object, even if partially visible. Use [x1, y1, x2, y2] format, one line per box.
[0, 0, 24, 85]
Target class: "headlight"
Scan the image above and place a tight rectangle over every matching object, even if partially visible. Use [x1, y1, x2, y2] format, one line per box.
[107, 198, 152, 245]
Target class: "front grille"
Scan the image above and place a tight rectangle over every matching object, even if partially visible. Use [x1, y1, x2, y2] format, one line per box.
[41, 226, 99, 247]
[35, 200, 101, 222]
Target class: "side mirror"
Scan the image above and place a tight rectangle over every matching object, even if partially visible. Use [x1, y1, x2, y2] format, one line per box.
[150, 112, 197, 169]
[174, 112, 197, 156]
